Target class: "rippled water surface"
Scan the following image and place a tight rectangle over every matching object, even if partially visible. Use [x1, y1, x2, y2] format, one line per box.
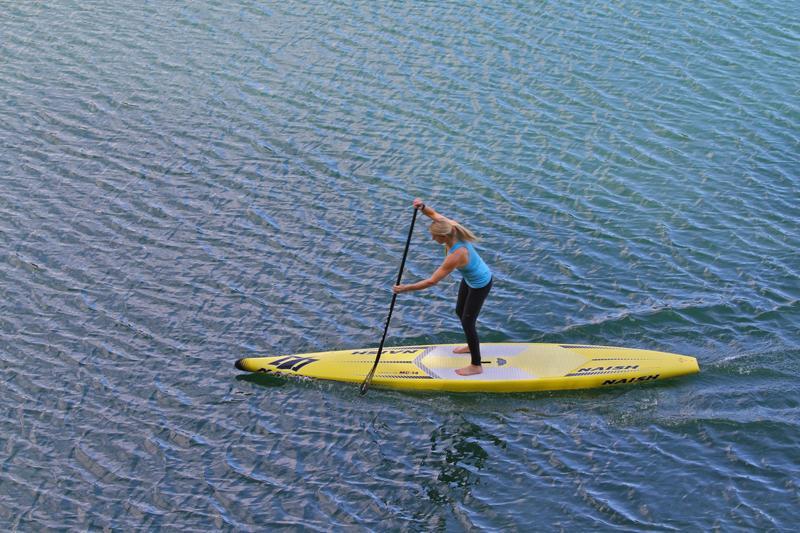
[2, 0, 798, 530]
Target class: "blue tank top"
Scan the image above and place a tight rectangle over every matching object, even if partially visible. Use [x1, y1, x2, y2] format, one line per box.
[449, 241, 492, 288]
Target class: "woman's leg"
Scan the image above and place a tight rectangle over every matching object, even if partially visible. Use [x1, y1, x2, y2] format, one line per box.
[453, 280, 471, 354]
[455, 278, 468, 318]
[457, 278, 492, 366]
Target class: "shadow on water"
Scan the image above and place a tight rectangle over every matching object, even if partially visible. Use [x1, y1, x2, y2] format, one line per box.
[235, 372, 287, 388]
[419, 417, 506, 506]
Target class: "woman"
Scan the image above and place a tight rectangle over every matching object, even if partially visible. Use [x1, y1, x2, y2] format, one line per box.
[393, 198, 493, 376]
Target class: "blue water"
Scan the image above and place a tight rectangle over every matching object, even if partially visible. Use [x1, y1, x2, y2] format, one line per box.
[1, 0, 798, 529]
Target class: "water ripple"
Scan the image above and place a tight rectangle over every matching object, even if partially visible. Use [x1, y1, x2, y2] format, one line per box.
[2, 0, 799, 529]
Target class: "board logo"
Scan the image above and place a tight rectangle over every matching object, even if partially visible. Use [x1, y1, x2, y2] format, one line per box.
[603, 375, 659, 386]
[352, 348, 421, 355]
[578, 365, 639, 372]
[266, 356, 318, 372]
[566, 365, 641, 377]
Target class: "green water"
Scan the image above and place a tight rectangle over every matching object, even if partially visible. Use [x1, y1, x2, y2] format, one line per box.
[1, 0, 798, 529]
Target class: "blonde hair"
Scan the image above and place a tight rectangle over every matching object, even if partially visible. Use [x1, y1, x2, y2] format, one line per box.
[429, 218, 479, 242]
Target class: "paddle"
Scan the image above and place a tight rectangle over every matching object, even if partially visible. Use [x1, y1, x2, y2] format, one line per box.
[359, 206, 419, 395]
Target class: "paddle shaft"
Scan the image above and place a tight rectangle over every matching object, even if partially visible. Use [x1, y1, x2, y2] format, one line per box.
[359, 207, 418, 395]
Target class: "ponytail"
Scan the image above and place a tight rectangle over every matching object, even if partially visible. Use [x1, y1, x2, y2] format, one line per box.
[452, 223, 479, 242]
[429, 219, 480, 242]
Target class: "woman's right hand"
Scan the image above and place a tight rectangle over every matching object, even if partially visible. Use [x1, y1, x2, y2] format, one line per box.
[413, 198, 425, 211]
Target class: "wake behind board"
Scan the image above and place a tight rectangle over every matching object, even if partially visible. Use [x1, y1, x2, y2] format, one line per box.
[234, 343, 699, 393]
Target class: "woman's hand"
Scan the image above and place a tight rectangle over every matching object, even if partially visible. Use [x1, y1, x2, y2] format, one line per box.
[415, 198, 447, 222]
[393, 284, 410, 294]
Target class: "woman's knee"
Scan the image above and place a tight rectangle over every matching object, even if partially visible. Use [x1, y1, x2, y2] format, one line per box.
[460, 312, 477, 327]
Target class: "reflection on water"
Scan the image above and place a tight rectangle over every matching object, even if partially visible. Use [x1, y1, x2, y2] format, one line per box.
[424, 419, 505, 504]
[236, 372, 287, 388]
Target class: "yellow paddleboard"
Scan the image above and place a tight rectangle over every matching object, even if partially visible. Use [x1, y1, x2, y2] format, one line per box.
[234, 343, 699, 393]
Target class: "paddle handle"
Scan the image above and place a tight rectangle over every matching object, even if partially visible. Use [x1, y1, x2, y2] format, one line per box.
[359, 206, 418, 395]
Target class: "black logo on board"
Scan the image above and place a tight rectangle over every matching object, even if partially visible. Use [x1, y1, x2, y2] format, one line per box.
[602, 375, 659, 386]
[265, 356, 318, 372]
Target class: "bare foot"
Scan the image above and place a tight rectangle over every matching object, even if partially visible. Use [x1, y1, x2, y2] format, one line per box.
[453, 345, 471, 354]
[455, 365, 483, 376]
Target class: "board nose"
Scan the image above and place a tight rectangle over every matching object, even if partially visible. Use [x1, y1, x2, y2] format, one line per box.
[234, 358, 246, 371]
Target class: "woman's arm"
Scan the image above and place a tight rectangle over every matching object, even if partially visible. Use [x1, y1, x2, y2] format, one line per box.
[413, 198, 450, 224]
[393, 248, 467, 293]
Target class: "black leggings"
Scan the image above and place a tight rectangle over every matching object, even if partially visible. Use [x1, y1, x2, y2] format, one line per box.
[455, 277, 493, 366]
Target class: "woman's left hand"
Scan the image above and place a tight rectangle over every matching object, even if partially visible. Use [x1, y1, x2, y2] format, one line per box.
[393, 284, 409, 294]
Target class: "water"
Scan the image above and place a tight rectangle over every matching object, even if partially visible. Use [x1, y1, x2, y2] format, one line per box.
[1, 0, 798, 529]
